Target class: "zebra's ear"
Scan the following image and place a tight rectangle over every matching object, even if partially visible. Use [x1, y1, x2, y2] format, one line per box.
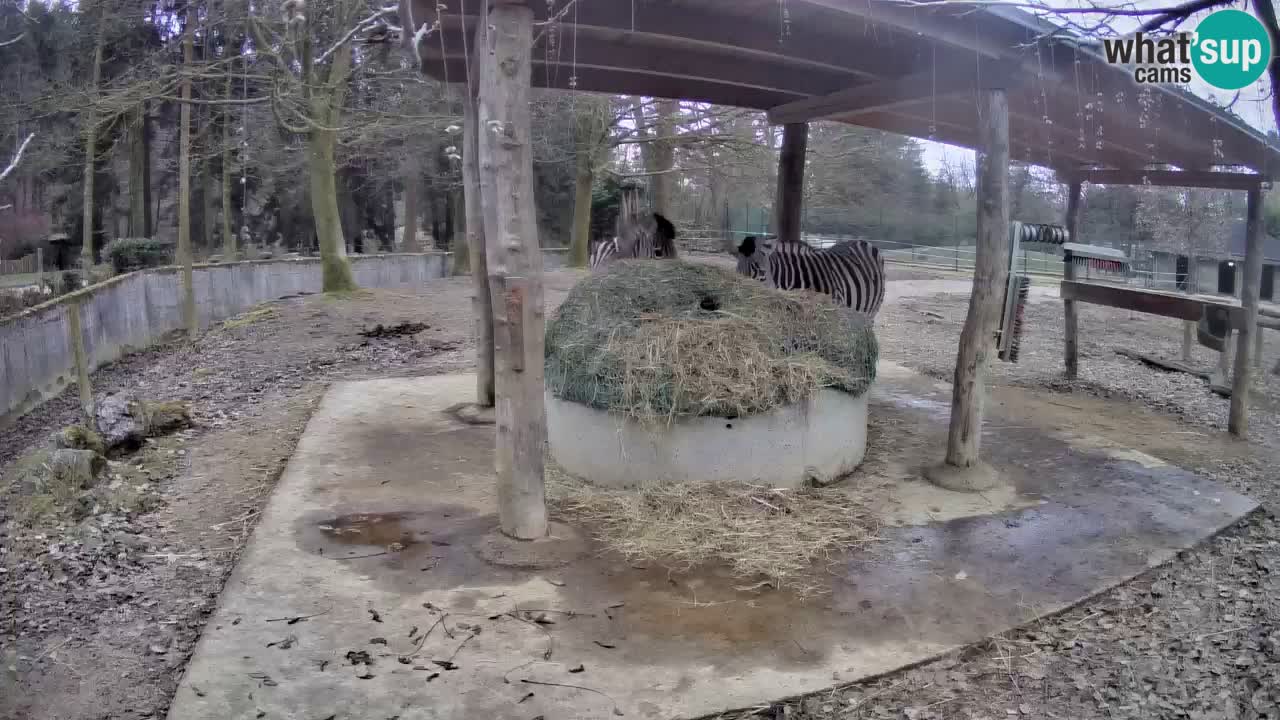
[738, 236, 757, 257]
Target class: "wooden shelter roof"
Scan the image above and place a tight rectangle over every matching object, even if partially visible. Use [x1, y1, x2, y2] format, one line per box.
[409, 0, 1280, 179]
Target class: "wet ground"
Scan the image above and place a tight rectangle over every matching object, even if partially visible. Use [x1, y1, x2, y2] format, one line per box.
[166, 368, 1255, 720]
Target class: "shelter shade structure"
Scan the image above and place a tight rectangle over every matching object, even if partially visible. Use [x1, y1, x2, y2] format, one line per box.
[407, 0, 1280, 175]
[402, 0, 1280, 522]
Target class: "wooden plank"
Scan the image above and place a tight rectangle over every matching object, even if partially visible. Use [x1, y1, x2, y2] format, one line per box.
[774, 123, 807, 243]
[1115, 348, 1210, 380]
[767, 65, 1018, 124]
[943, 87, 1010, 473]
[477, 0, 547, 540]
[1062, 182, 1082, 380]
[1070, 169, 1268, 191]
[461, 24, 494, 408]
[1060, 281, 1244, 324]
[1230, 187, 1265, 436]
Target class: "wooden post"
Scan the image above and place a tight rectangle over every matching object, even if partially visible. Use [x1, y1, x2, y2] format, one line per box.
[1062, 181, 1082, 379]
[478, 0, 548, 540]
[1229, 186, 1265, 436]
[926, 88, 1009, 491]
[462, 24, 494, 407]
[774, 123, 808, 244]
[66, 301, 94, 420]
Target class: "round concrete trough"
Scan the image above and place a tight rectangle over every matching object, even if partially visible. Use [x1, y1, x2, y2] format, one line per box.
[545, 388, 869, 489]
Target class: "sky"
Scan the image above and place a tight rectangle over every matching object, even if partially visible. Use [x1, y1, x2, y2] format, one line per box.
[915, 0, 1278, 175]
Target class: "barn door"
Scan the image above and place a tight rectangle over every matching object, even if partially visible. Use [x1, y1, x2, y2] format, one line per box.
[1217, 260, 1237, 295]
[1175, 255, 1189, 291]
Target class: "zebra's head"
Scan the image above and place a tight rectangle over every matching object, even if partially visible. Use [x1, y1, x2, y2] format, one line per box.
[734, 235, 776, 281]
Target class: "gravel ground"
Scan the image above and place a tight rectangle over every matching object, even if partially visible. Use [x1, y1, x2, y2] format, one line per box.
[726, 277, 1280, 720]
[2, 262, 1277, 720]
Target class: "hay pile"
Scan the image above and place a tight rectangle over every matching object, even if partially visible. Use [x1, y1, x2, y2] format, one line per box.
[546, 464, 881, 597]
[545, 260, 878, 424]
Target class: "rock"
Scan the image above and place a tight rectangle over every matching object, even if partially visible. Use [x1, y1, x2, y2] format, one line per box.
[138, 400, 192, 437]
[47, 449, 107, 493]
[94, 395, 193, 453]
[95, 393, 145, 453]
[51, 425, 106, 456]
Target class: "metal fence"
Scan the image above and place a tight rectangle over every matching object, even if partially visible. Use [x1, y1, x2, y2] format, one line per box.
[677, 230, 1206, 295]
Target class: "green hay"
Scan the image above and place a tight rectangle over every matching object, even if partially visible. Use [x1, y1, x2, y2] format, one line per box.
[545, 260, 878, 424]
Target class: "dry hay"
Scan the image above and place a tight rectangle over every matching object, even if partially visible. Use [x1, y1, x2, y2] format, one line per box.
[546, 463, 881, 598]
[545, 260, 877, 425]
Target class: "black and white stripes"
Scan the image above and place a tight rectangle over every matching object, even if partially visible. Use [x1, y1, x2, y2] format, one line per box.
[734, 236, 886, 317]
[589, 213, 678, 271]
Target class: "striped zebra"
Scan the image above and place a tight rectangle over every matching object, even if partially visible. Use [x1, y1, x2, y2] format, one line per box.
[733, 235, 886, 317]
[589, 212, 678, 271]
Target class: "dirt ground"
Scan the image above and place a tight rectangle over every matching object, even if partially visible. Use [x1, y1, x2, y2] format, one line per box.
[2, 259, 1277, 720]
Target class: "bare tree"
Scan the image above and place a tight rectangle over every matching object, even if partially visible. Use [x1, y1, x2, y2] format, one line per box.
[0, 133, 33, 184]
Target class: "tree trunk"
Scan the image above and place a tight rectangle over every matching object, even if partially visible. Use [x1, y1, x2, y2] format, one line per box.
[402, 160, 420, 252]
[309, 129, 357, 291]
[650, 100, 678, 217]
[443, 190, 454, 250]
[450, 190, 467, 274]
[80, 27, 105, 267]
[308, 40, 357, 292]
[930, 88, 1009, 490]
[178, 7, 197, 337]
[774, 123, 808, 244]
[569, 143, 592, 268]
[128, 106, 147, 237]
[222, 72, 236, 260]
[142, 102, 152, 238]
[1229, 187, 1265, 437]
[202, 156, 216, 255]
[478, 1, 547, 540]
[464, 33, 494, 405]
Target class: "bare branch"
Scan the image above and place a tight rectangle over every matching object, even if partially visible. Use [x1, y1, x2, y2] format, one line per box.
[0, 32, 24, 49]
[317, 4, 400, 66]
[0, 133, 35, 183]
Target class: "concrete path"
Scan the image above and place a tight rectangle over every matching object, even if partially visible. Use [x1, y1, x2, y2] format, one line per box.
[168, 368, 1255, 720]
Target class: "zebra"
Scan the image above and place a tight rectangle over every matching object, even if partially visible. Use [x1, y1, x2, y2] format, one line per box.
[589, 212, 678, 271]
[733, 235, 886, 317]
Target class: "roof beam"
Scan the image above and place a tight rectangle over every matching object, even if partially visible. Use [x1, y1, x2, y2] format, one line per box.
[424, 19, 850, 98]
[806, 0, 1009, 59]
[424, 57, 801, 110]
[1068, 169, 1269, 190]
[767, 64, 1019, 125]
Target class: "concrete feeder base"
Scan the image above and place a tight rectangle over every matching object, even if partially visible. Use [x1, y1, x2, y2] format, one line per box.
[545, 388, 869, 489]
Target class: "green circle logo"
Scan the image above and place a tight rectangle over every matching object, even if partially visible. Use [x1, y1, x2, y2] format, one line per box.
[1192, 9, 1272, 90]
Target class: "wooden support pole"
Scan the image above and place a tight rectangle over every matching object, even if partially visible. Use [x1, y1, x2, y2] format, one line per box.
[1229, 187, 1265, 436]
[66, 301, 94, 420]
[927, 88, 1009, 492]
[1062, 181, 1082, 379]
[478, 0, 548, 540]
[774, 123, 807, 244]
[462, 22, 494, 407]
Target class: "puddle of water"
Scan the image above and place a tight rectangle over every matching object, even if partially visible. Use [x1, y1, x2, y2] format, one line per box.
[316, 512, 422, 548]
